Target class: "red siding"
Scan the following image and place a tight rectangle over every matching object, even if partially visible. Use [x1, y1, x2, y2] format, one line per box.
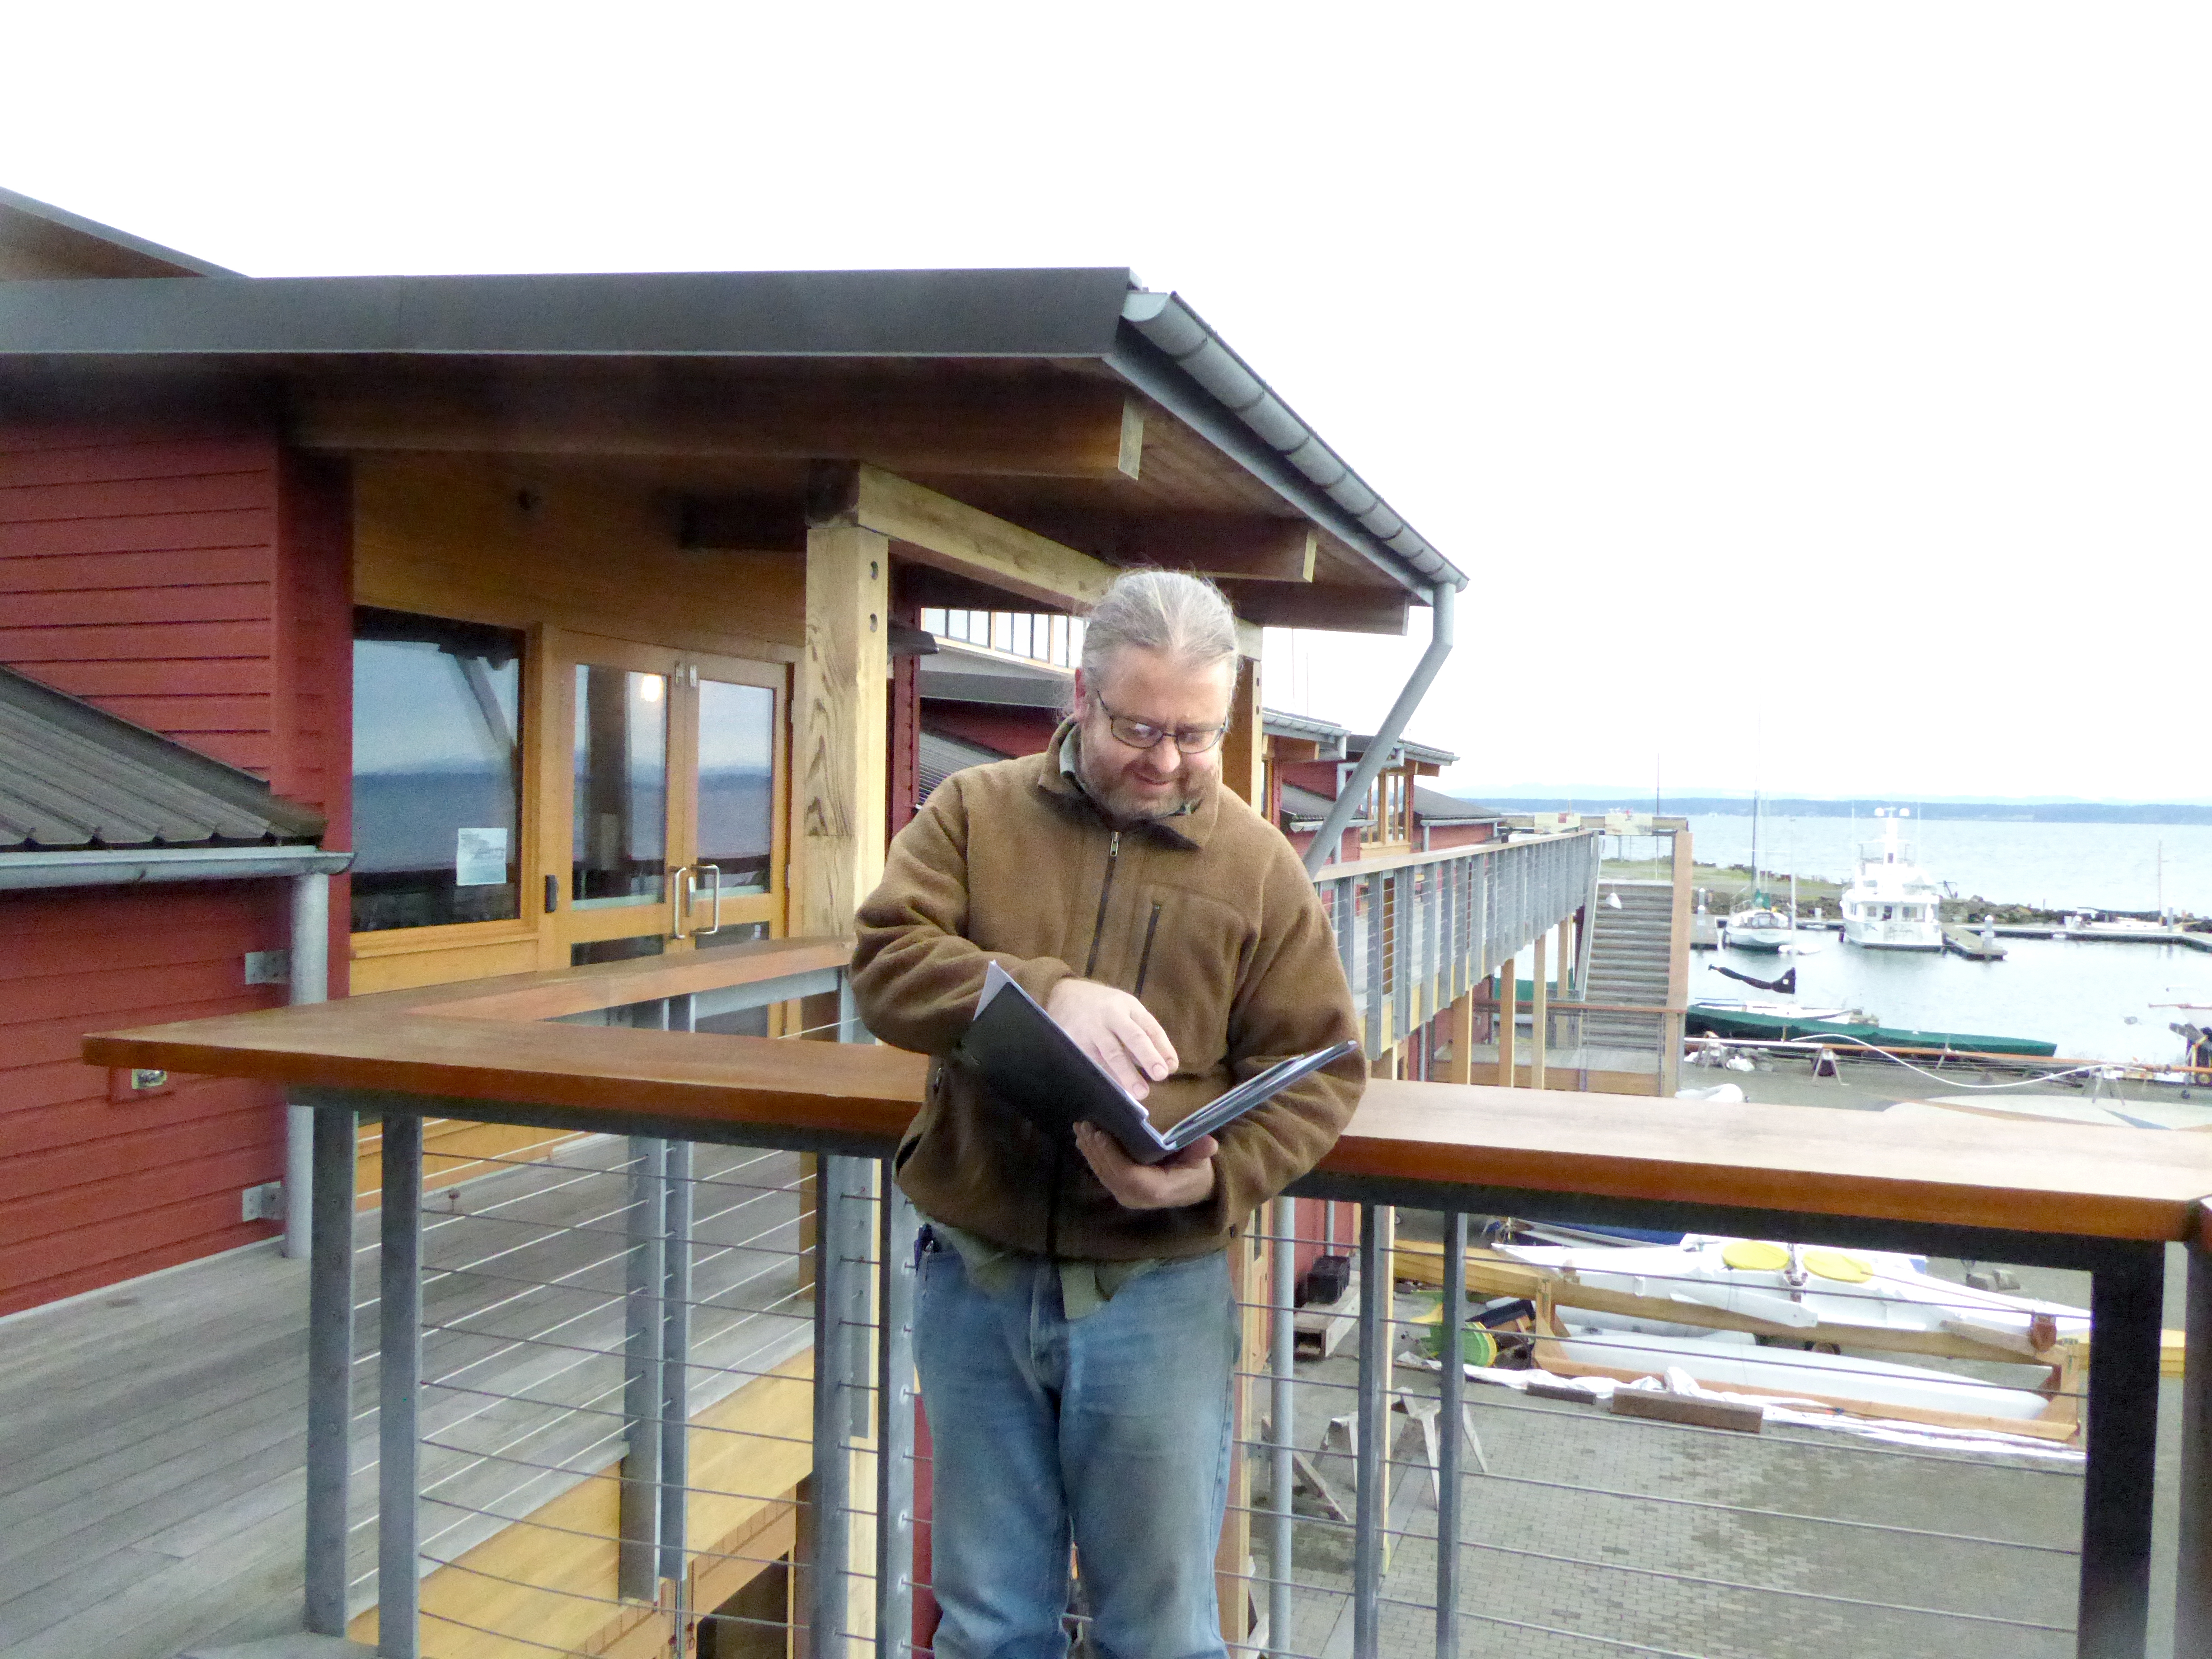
[923, 703, 1058, 758]
[0, 416, 355, 1311]
[1425, 823, 1495, 850]
[0, 883, 291, 1315]
[0, 422, 286, 775]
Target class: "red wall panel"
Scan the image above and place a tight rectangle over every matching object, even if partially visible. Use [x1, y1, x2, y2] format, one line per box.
[923, 702, 1059, 759]
[0, 417, 355, 1312]
[0, 882, 291, 1316]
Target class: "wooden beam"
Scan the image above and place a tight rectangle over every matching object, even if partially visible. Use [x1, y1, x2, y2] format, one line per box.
[1010, 509, 1317, 582]
[1222, 657, 1263, 808]
[829, 463, 1119, 613]
[1214, 580, 1410, 636]
[293, 377, 1144, 481]
[789, 519, 890, 937]
[681, 495, 807, 552]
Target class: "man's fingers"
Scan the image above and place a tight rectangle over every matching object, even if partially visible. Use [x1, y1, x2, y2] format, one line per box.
[1110, 1007, 1177, 1082]
[1162, 1134, 1217, 1169]
[1083, 1035, 1151, 1099]
[1125, 1004, 1179, 1077]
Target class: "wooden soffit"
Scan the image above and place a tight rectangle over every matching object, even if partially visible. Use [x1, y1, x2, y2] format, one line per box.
[288, 365, 1143, 482]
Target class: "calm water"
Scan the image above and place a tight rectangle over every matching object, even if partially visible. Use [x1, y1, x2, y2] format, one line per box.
[1698, 934, 2212, 1065]
[1683, 814, 2212, 916]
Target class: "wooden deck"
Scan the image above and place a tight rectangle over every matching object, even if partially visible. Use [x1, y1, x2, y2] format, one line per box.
[0, 1134, 808, 1659]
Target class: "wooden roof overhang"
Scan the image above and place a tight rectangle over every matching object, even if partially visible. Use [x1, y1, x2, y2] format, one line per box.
[79, 938, 2212, 1252]
[0, 267, 1464, 634]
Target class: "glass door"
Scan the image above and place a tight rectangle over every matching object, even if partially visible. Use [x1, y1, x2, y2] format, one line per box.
[548, 632, 786, 964]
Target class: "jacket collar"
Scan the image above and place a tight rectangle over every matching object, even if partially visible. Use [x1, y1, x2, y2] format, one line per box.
[1037, 719, 1219, 851]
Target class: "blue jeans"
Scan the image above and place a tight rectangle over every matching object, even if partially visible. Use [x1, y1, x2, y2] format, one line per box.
[915, 1236, 1238, 1659]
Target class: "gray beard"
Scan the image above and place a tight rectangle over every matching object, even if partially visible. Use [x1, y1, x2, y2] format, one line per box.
[1076, 755, 1208, 825]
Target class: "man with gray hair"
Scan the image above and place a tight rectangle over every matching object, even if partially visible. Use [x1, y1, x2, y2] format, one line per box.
[853, 568, 1364, 1659]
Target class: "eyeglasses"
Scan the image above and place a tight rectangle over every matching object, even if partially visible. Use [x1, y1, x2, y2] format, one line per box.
[1090, 692, 1230, 755]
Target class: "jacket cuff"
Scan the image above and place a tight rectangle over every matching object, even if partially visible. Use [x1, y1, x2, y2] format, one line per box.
[1004, 956, 1076, 1012]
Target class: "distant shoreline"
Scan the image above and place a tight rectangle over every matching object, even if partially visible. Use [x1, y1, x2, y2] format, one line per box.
[1471, 796, 2212, 827]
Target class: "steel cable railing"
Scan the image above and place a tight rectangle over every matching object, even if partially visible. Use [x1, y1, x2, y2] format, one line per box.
[294, 862, 2148, 1659]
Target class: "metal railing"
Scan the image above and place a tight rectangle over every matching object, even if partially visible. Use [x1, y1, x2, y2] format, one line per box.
[268, 948, 2198, 1659]
[1311, 833, 1600, 1065]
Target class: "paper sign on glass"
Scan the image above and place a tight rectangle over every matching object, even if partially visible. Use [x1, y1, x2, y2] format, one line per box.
[455, 827, 509, 887]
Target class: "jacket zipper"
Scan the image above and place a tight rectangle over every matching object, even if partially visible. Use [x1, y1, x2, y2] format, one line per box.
[1132, 900, 1164, 998]
[1081, 830, 1121, 979]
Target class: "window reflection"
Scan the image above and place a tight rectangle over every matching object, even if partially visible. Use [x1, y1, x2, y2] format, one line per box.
[350, 608, 523, 933]
[697, 679, 777, 895]
[572, 665, 669, 906]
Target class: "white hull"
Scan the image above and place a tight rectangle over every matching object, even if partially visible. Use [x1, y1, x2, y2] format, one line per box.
[1843, 919, 1943, 951]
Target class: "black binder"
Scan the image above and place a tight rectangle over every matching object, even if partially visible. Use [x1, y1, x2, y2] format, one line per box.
[955, 961, 1360, 1165]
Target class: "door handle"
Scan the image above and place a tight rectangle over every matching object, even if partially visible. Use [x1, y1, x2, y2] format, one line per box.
[696, 864, 723, 937]
[670, 865, 694, 939]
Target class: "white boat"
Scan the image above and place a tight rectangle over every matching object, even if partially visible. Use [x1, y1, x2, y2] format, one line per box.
[1841, 808, 1944, 951]
[1723, 905, 1793, 951]
[1493, 1235, 2087, 1437]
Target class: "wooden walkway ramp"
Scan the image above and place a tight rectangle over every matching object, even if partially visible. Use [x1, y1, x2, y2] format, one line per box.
[0, 1136, 808, 1659]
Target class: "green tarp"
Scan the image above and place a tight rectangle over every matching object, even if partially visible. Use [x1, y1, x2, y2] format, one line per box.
[1687, 1004, 2057, 1059]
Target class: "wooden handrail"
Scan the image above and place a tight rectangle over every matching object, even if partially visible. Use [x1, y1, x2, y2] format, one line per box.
[1311, 830, 1598, 882]
[81, 950, 2212, 1247]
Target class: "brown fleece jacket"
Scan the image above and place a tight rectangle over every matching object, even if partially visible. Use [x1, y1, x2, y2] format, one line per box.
[850, 722, 1365, 1261]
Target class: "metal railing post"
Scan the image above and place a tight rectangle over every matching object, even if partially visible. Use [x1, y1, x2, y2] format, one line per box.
[1353, 1204, 1386, 1659]
[876, 1172, 919, 1659]
[1268, 1194, 1297, 1659]
[2178, 1233, 2212, 1654]
[284, 869, 331, 1259]
[377, 1111, 423, 1659]
[2080, 1243, 2164, 1658]
[304, 1100, 356, 1636]
[811, 1156, 861, 1659]
[1435, 1211, 1466, 1659]
[619, 1136, 666, 1603]
[658, 1141, 694, 1606]
[1392, 872, 1411, 1057]
[1365, 875, 1385, 1061]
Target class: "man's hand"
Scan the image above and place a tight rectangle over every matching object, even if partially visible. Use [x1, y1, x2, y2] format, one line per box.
[1047, 978, 1178, 1100]
[1074, 1121, 1218, 1210]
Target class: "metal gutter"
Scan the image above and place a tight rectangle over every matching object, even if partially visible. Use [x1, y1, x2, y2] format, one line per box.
[1111, 291, 1466, 599]
[0, 845, 352, 891]
[1300, 582, 1457, 875]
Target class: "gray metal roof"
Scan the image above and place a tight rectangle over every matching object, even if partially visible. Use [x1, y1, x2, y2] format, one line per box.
[0, 662, 324, 849]
[1261, 706, 1348, 755]
[917, 645, 1070, 712]
[1348, 731, 1460, 768]
[1281, 782, 1370, 831]
[918, 730, 1011, 804]
[1414, 786, 1501, 825]
[0, 253, 1463, 597]
[0, 185, 239, 279]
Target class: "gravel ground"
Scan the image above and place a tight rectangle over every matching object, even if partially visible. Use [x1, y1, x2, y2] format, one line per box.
[1241, 1248, 2188, 1659]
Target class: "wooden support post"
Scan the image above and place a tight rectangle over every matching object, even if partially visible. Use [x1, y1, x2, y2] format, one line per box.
[1222, 655, 1264, 808]
[1496, 963, 1516, 1088]
[791, 513, 892, 936]
[1530, 931, 1548, 1092]
[1445, 991, 1473, 1084]
[791, 505, 889, 1296]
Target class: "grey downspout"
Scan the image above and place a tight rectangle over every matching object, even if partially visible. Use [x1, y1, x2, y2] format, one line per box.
[1301, 582, 1456, 876]
[282, 871, 332, 1259]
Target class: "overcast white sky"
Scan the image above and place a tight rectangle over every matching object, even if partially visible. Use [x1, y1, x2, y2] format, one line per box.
[8, 4, 2204, 803]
